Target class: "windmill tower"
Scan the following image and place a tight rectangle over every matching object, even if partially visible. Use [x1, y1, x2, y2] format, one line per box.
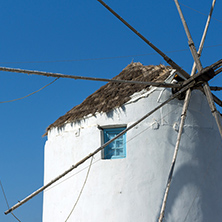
[41, 1, 222, 221]
[40, 64, 222, 222]
[4, 0, 222, 221]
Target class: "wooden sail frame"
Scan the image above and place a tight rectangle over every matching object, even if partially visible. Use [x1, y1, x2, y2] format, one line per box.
[159, 0, 218, 221]
[4, 0, 222, 218]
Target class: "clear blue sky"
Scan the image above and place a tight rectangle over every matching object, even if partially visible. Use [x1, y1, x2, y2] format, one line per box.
[0, 0, 221, 221]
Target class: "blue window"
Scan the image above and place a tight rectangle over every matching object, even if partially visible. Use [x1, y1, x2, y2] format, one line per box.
[103, 127, 126, 159]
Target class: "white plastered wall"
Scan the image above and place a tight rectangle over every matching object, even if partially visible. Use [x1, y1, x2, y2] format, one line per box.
[43, 87, 222, 222]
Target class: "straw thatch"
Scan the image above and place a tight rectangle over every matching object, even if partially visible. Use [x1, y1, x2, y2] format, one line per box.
[45, 62, 171, 134]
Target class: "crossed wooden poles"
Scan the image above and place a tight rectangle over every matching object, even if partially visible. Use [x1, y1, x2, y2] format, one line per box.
[159, 0, 219, 221]
[3, 0, 222, 220]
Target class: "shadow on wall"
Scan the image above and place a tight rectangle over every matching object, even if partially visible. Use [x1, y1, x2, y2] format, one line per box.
[106, 105, 126, 119]
[163, 140, 222, 222]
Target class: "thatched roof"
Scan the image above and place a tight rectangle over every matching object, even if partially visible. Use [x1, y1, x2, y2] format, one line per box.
[45, 62, 171, 134]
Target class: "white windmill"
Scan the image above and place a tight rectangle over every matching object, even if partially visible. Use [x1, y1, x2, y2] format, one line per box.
[3, 0, 222, 221]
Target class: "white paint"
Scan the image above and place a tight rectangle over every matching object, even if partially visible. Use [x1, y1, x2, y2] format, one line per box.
[43, 87, 222, 222]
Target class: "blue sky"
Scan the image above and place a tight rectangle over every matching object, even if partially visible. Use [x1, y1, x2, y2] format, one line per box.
[0, 0, 221, 221]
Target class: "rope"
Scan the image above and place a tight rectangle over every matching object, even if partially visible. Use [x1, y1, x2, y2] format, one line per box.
[0, 78, 59, 104]
[5, 82, 193, 215]
[0, 179, 21, 222]
[65, 157, 94, 222]
[45, 104, 181, 192]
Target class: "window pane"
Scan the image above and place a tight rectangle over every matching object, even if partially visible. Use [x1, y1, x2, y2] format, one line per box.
[103, 127, 126, 159]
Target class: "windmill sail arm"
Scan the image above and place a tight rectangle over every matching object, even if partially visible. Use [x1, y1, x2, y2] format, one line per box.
[196, 88, 222, 107]
[0, 66, 182, 88]
[180, 59, 222, 88]
[211, 93, 222, 107]
[4, 80, 195, 215]
[215, 66, 222, 75]
[158, 87, 192, 222]
[210, 86, 222, 91]
[159, 2, 219, 220]
[180, 59, 222, 107]
[190, 0, 216, 75]
[97, 0, 190, 80]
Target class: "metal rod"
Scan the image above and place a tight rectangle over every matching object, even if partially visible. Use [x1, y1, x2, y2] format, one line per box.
[4, 81, 195, 215]
[97, 0, 190, 79]
[0, 66, 180, 88]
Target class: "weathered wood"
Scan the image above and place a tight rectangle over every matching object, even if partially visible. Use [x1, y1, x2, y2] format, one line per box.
[181, 59, 222, 88]
[190, 0, 216, 75]
[158, 1, 218, 221]
[97, 0, 190, 80]
[175, 0, 222, 138]
[4, 81, 194, 215]
[210, 86, 222, 91]
[158, 88, 191, 222]
[203, 82, 222, 137]
[0, 66, 180, 88]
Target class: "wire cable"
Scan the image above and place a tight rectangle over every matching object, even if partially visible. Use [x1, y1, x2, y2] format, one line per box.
[0, 44, 221, 65]
[0, 77, 59, 104]
[180, 3, 222, 23]
[0, 179, 21, 222]
[65, 157, 94, 222]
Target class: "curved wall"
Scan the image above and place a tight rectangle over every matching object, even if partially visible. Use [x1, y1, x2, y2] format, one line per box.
[43, 87, 222, 222]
